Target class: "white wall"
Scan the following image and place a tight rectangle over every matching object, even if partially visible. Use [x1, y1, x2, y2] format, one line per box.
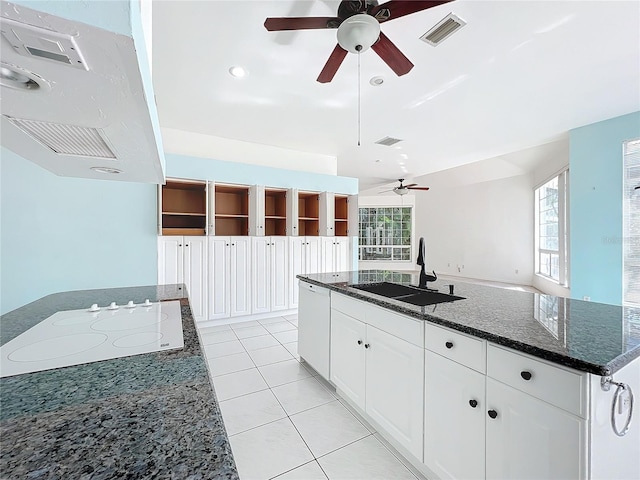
[413, 174, 534, 285]
[162, 128, 337, 175]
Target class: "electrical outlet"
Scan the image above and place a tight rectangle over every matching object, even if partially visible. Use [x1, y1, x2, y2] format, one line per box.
[583, 296, 591, 301]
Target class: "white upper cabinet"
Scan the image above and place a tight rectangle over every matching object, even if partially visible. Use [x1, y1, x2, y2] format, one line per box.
[319, 191, 335, 236]
[249, 185, 265, 236]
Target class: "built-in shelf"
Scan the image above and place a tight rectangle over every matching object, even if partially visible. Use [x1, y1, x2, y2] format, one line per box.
[299, 192, 319, 236]
[161, 180, 207, 235]
[335, 195, 349, 236]
[265, 189, 288, 236]
[215, 184, 249, 236]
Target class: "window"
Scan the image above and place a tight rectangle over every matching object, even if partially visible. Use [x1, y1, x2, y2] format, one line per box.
[535, 170, 568, 285]
[624, 138, 640, 307]
[358, 207, 412, 261]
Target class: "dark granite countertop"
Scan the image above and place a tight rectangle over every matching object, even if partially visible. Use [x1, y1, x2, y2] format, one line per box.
[0, 285, 238, 480]
[298, 270, 640, 376]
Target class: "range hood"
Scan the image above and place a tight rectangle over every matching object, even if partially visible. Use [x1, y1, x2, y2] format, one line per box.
[0, 1, 165, 183]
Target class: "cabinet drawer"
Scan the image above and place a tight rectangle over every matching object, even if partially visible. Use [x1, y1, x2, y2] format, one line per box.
[425, 323, 486, 373]
[332, 293, 423, 347]
[487, 345, 587, 417]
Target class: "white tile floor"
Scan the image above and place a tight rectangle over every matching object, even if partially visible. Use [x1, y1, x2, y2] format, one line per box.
[198, 315, 427, 480]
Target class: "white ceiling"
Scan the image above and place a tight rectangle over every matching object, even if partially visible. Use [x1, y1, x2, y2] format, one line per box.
[152, 1, 640, 191]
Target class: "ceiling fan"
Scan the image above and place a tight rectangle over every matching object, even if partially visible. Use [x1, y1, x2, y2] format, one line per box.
[264, 0, 453, 83]
[380, 179, 430, 195]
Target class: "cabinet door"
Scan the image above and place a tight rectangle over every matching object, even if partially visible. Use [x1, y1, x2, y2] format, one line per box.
[330, 309, 366, 410]
[365, 324, 424, 460]
[251, 237, 270, 314]
[305, 237, 321, 275]
[320, 237, 335, 273]
[183, 237, 208, 322]
[270, 236, 288, 311]
[249, 185, 265, 236]
[486, 378, 586, 480]
[209, 237, 230, 319]
[288, 237, 305, 309]
[347, 194, 358, 236]
[158, 237, 183, 285]
[230, 237, 252, 317]
[319, 192, 335, 236]
[334, 237, 350, 272]
[424, 351, 485, 480]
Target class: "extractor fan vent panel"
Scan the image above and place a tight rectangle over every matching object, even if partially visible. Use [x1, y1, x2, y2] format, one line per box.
[420, 13, 466, 46]
[375, 136, 403, 147]
[6, 116, 116, 158]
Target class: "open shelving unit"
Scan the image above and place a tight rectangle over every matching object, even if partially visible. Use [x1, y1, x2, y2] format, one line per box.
[265, 189, 287, 236]
[335, 195, 349, 236]
[161, 180, 207, 236]
[298, 192, 319, 236]
[215, 184, 249, 236]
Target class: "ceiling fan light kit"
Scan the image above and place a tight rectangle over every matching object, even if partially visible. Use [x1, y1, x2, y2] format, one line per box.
[336, 14, 381, 53]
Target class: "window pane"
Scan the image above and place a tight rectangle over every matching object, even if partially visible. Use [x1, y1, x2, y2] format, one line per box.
[358, 207, 412, 261]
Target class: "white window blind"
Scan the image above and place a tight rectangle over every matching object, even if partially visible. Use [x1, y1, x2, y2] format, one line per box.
[623, 138, 640, 307]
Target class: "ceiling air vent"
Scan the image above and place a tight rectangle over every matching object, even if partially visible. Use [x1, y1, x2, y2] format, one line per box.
[375, 136, 403, 147]
[5, 116, 116, 158]
[420, 13, 466, 46]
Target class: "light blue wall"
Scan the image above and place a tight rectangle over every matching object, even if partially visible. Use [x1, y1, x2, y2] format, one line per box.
[570, 111, 640, 305]
[0, 148, 158, 315]
[166, 154, 358, 194]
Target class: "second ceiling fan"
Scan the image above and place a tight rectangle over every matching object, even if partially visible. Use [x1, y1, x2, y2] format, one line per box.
[264, 0, 453, 83]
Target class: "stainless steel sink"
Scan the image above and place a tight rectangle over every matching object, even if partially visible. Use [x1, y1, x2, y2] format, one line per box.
[352, 282, 465, 306]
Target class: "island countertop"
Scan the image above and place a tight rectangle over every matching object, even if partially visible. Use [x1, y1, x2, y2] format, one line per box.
[297, 270, 640, 376]
[0, 285, 238, 480]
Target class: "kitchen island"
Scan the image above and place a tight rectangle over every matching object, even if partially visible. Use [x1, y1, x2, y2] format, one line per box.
[0, 285, 238, 480]
[297, 270, 640, 480]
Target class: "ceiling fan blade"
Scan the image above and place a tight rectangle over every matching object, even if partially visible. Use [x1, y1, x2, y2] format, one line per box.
[405, 183, 418, 187]
[317, 44, 348, 83]
[371, 32, 414, 76]
[407, 186, 430, 191]
[371, 1, 454, 23]
[378, 188, 396, 193]
[264, 17, 340, 31]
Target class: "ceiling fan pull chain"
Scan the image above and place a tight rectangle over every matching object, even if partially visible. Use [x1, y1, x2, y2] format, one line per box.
[357, 46, 361, 147]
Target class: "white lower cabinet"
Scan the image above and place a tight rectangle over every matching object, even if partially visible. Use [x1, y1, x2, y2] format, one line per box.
[158, 236, 207, 322]
[208, 236, 251, 319]
[320, 236, 351, 273]
[288, 236, 321, 309]
[485, 378, 586, 480]
[330, 305, 424, 460]
[424, 350, 485, 480]
[252, 236, 288, 314]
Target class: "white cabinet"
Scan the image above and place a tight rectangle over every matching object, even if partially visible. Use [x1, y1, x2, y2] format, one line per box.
[330, 300, 424, 460]
[158, 236, 207, 322]
[319, 192, 335, 236]
[288, 237, 321, 309]
[298, 282, 331, 378]
[321, 236, 350, 273]
[486, 378, 586, 480]
[208, 236, 251, 319]
[424, 350, 486, 480]
[251, 236, 288, 314]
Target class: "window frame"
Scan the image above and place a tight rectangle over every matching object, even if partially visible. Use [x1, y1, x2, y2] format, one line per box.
[358, 205, 413, 263]
[534, 169, 569, 286]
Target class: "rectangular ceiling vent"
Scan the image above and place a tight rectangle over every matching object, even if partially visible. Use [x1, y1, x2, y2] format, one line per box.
[375, 136, 403, 147]
[420, 13, 466, 46]
[5, 116, 116, 159]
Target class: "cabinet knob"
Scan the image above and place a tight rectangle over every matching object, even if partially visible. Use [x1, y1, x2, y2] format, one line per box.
[520, 371, 533, 381]
[445, 341, 454, 349]
[226, 243, 229, 246]
[364, 343, 370, 349]
[469, 399, 478, 408]
[488, 410, 498, 419]
[357, 340, 363, 345]
[179, 244, 182, 247]
[232, 243, 235, 246]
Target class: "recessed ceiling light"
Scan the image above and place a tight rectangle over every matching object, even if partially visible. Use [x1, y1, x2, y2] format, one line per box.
[0, 64, 44, 90]
[229, 66, 247, 78]
[91, 167, 122, 174]
[369, 76, 384, 86]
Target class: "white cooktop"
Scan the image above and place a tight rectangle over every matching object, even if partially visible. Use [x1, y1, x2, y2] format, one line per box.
[0, 300, 184, 378]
